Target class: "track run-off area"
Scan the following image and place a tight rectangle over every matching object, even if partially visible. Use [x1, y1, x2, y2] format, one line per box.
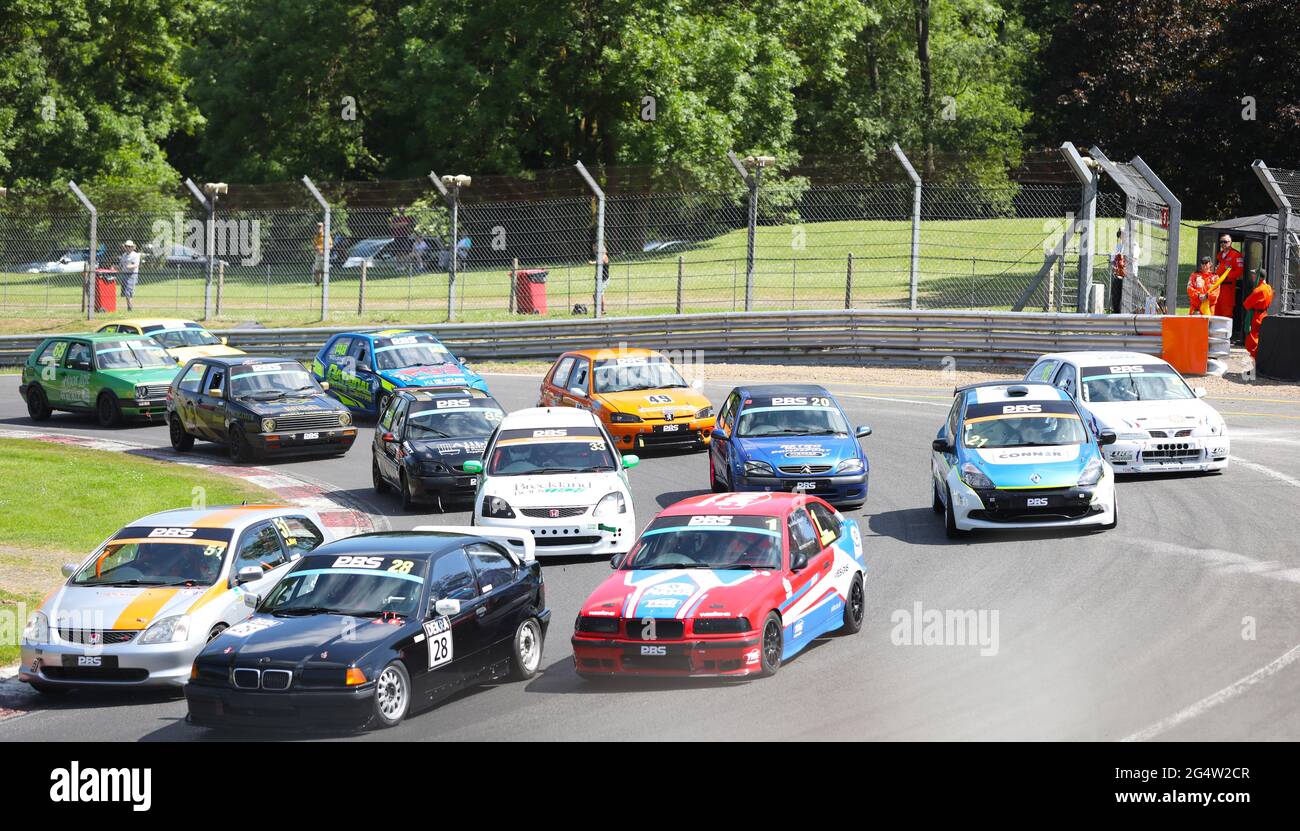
[1, 368, 1298, 741]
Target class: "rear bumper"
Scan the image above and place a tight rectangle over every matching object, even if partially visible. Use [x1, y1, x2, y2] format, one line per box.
[185, 682, 376, 730]
[571, 634, 762, 677]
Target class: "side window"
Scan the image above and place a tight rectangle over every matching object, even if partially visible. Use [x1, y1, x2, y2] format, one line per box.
[391, 398, 411, 437]
[1053, 364, 1078, 397]
[568, 359, 590, 394]
[36, 340, 64, 366]
[65, 342, 91, 369]
[379, 395, 401, 431]
[202, 366, 226, 395]
[272, 516, 324, 558]
[427, 548, 478, 603]
[234, 523, 288, 572]
[178, 363, 206, 393]
[466, 543, 516, 593]
[1028, 360, 1057, 383]
[550, 356, 575, 389]
[719, 391, 740, 432]
[329, 337, 353, 360]
[946, 396, 962, 440]
[347, 338, 372, 370]
[807, 503, 842, 547]
[787, 510, 820, 562]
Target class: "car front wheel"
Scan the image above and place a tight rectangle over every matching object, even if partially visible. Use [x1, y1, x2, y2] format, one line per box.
[758, 611, 783, 677]
[370, 661, 411, 729]
[96, 392, 123, 427]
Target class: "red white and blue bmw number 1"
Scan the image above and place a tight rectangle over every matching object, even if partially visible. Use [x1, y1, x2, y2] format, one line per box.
[571, 492, 867, 678]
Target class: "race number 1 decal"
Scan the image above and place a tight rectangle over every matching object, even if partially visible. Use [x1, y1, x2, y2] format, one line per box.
[424, 616, 453, 670]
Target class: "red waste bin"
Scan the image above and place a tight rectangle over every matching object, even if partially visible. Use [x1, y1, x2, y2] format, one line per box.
[94, 269, 118, 313]
[514, 268, 549, 314]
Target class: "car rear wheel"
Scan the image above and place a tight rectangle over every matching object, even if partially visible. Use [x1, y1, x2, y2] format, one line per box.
[372, 458, 389, 494]
[26, 386, 52, 421]
[509, 617, 544, 680]
[228, 426, 254, 463]
[838, 572, 865, 635]
[370, 661, 410, 729]
[944, 485, 966, 539]
[96, 392, 123, 427]
[758, 611, 783, 677]
[169, 414, 195, 451]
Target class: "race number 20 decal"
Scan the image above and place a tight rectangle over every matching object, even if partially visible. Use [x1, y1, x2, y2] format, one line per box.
[424, 616, 453, 670]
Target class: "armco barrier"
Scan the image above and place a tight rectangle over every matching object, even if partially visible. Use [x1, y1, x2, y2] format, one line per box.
[0, 311, 1232, 370]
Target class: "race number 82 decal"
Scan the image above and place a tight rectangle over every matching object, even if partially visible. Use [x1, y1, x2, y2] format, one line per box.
[424, 616, 453, 670]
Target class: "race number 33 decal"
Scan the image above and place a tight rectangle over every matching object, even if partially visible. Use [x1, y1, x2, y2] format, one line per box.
[424, 616, 453, 670]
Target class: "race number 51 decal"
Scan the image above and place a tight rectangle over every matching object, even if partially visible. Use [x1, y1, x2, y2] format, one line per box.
[424, 616, 453, 670]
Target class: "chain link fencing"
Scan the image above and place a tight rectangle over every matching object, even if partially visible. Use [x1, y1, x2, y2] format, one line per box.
[1252, 162, 1300, 314]
[0, 151, 1177, 325]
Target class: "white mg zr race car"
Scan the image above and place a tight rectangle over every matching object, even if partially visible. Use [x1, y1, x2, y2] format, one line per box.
[1024, 351, 1229, 474]
[464, 407, 639, 556]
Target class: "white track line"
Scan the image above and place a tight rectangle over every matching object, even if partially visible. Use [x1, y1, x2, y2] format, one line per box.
[1122, 642, 1300, 741]
[1232, 455, 1300, 491]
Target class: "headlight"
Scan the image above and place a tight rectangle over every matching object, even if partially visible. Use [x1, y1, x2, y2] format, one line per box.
[593, 491, 627, 517]
[835, 458, 864, 474]
[339, 411, 352, 427]
[696, 406, 713, 419]
[261, 417, 275, 433]
[134, 384, 148, 399]
[1078, 458, 1104, 487]
[575, 615, 619, 634]
[138, 615, 191, 644]
[744, 460, 774, 476]
[1117, 432, 1147, 440]
[417, 461, 446, 476]
[482, 495, 515, 519]
[608, 412, 642, 424]
[693, 617, 751, 634]
[22, 611, 49, 644]
[960, 462, 995, 489]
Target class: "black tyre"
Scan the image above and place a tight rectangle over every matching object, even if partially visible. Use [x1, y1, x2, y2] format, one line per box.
[369, 660, 411, 729]
[709, 459, 727, 493]
[169, 414, 195, 451]
[375, 392, 391, 419]
[228, 426, 254, 463]
[26, 386, 52, 421]
[509, 617, 544, 681]
[96, 392, 123, 427]
[758, 611, 784, 677]
[399, 472, 415, 511]
[29, 680, 72, 696]
[943, 486, 966, 539]
[372, 458, 390, 494]
[838, 572, 865, 635]
[931, 479, 944, 514]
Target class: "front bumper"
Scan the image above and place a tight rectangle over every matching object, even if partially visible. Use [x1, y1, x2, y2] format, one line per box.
[572, 633, 762, 677]
[949, 474, 1115, 531]
[405, 469, 480, 504]
[252, 428, 357, 457]
[19, 638, 199, 689]
[606, 418, 714, 451]
[124, 397, 169, 421]
[185, 682, 376, 730]
[1104, 436, 1230, 473]
[476, 510, 635, 556]
[735, 470, 869, 507]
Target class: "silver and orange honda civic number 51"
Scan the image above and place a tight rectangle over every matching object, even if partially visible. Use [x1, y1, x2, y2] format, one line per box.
[19, 505, 332, 693]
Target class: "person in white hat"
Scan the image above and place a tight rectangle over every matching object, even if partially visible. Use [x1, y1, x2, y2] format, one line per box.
[119, 240, 141, 311]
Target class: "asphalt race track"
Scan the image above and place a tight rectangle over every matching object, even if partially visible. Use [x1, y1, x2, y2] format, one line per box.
[2, 370, 1299, 741]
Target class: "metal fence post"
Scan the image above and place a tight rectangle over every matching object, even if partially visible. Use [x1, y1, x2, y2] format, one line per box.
[301, 176, 331, 321]
[1130, 156, 1181, 310]
[727, 151, 771, 312]
[1060, 142, 1099, 312]
[183, 179, 212, 319]
[574, 161, 606, 319]
[676, 256, 684, 314]
[845, 252, 854, 309]
[892, 144, 922, 310]
[1252, 160, 1293, 314]
[68, 181, 96, 320]
[430, 171, 469, 320]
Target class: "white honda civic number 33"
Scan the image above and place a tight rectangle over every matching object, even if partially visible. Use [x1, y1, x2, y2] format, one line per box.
[1024, 351, 1230, 474]
[464, 407, 639, 557]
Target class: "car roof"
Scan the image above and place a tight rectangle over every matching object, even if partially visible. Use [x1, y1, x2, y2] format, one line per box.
[50, 332, 160, 343]
[330, 329, 440, 341]
[565, 347, 663, 360]
[308, 531, 477, 559]
[397, 387, 494, 403]
[735, 383, 832, 400]
[187, 355, 299, 367]
[131, 504, 306, 529]
[659, 493, 811, 517]
[499, 406, 599, 428]
[108, 318, 201, 330]
[958, 382, 1068, 404]
[1037, 351, 1166, 365]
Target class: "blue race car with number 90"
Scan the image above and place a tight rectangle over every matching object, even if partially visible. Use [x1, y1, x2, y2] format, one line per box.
[708, 384, 872, 510]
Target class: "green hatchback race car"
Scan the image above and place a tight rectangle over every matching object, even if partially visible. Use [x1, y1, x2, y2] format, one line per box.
[20, 333, 181, 426]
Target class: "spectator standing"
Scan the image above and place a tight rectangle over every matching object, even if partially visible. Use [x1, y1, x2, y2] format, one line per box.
[312, 222, 325, 286]
[118, 240, 141, 311]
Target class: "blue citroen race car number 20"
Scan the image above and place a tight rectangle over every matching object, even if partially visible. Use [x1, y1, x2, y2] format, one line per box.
[709, 384, 872, 510]
[311, 329, 489, 416]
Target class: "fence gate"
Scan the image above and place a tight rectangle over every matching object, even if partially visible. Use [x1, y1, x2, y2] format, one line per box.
[1252, 161, 1300, 315]
[1088, 147, 1180, 314]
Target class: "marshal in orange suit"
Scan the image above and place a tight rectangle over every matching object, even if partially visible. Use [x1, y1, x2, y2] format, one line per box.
[1242, 272, 1274, 358]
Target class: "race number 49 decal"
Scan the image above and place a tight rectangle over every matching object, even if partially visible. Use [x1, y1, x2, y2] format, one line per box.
[424, 616, 453, 669]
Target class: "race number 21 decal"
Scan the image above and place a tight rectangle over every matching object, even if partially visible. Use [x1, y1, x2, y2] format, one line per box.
[424, 616, 453, 670]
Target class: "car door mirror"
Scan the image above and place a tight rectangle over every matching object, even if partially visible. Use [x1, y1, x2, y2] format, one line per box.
[462, 458, 483, 474]
[234, 566, 262, 585]
[790, 550, 809, 572]
[1098, 430, 1118, 446]
[932, 437, 952, 453]
[433, 598, 461, 617]
[207, 388, 223, 398]
[855, 425, 873, 438]
[568, 386, 586, 398]
[61, 562, 80, 578]
[1193, 386, 1207, 398]
[621, 454, 640, 469]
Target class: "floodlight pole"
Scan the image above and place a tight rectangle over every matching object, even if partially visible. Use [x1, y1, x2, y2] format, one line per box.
[184, 179, 215, 319]
[575, 161, 606, 319]
[1130, 155, 1180, 310]
[892, 143, 923, 310]
[1252, 160, 1292, 315]
[302, 176, 331, 320]
[69, 181, 97, 320]
[1060, 142, 1099, 312]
